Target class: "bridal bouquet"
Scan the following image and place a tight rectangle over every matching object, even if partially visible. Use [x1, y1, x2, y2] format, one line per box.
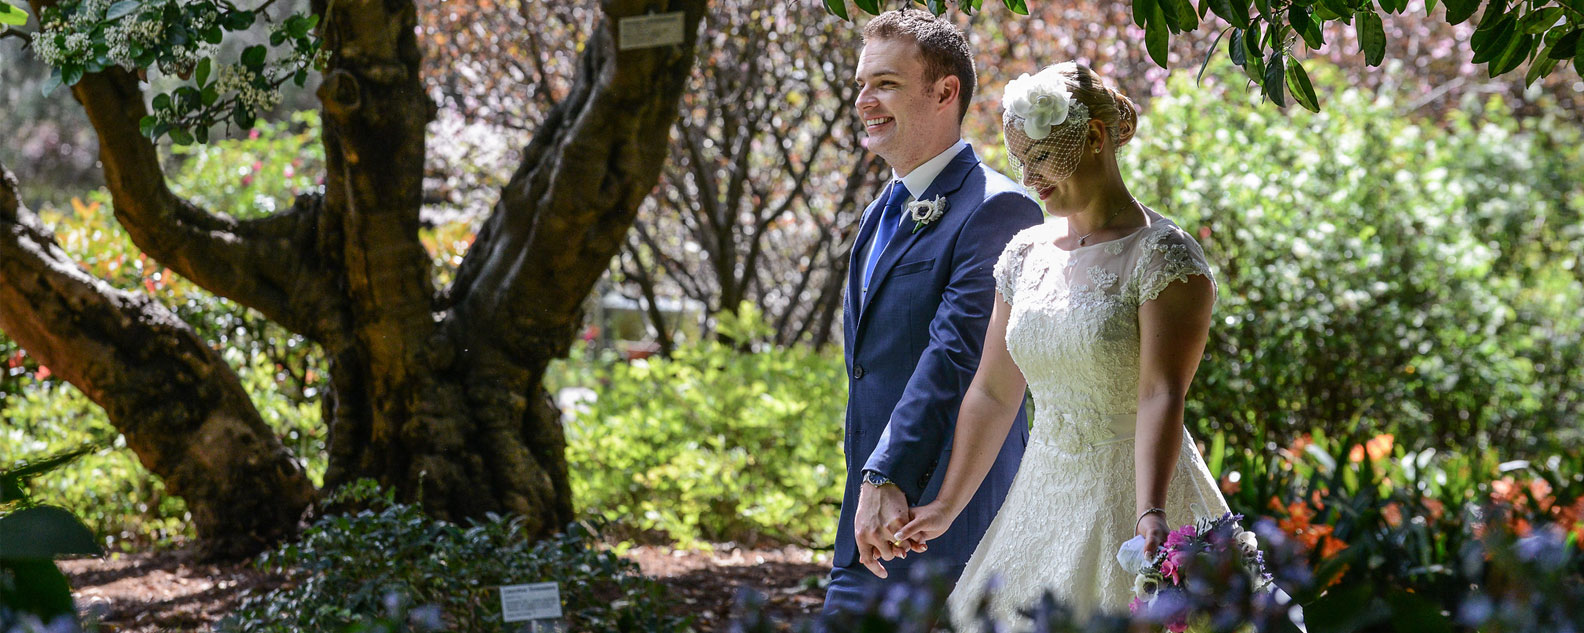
[1115, 512, 1272, 632]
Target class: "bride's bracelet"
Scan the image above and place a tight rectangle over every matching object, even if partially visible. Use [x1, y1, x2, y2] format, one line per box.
[1135, 507, 1166, 531]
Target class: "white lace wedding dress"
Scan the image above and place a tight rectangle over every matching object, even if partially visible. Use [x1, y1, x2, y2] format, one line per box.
[947, 212, 1231, 629]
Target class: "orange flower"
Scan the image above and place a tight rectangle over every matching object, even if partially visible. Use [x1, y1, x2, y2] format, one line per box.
[1220, 472, 1242, 496]
[1424, 498, 1445, 522]
[1348, 433, 1394, 462]
[1382, 502, 1403, 528]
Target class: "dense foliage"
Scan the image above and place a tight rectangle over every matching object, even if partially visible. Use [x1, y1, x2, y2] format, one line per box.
[217, 481, 687, 633]
[561, 305, 847, 548]
[1128, 64, 1584, 454]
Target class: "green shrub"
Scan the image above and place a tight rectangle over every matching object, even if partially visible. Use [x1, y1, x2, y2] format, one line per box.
[218, 481, 686, 633]
[1125, 63, 1584, 457]
[564, 304, 847, 548]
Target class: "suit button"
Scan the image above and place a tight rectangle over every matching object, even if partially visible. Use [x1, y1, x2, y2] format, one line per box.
[853, 364, 866, 379]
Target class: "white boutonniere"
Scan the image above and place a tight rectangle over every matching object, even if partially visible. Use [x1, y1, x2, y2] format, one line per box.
[907, 195, 948, 234]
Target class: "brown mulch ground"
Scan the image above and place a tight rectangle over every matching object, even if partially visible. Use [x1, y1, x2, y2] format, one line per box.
[60, 544, 829, 632]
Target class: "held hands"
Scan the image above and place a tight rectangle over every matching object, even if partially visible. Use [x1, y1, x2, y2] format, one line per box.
[854, 482, 927, 579]
[894, 498, 959, 547]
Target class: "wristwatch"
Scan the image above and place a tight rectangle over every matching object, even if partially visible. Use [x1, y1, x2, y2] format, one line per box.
[862, 470, 895, 488]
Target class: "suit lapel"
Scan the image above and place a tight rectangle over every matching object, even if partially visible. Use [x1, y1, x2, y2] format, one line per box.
[856, 146, 980, 320]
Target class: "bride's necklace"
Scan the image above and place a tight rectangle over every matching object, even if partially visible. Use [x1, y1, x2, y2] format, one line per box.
[1075, 198, 1137, 246]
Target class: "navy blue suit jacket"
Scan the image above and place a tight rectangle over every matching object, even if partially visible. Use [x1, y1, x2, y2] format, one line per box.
[835, 145, 1043, 571]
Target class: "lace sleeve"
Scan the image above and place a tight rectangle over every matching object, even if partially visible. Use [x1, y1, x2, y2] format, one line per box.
[994, 226, 1039, 305]
[1134, 224, 1216, 304]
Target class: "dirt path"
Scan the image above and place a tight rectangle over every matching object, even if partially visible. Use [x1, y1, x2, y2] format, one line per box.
[60, 544, 829, 632]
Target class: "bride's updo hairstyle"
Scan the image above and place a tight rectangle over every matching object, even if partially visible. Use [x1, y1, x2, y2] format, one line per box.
[1001, 62, 1138, 186]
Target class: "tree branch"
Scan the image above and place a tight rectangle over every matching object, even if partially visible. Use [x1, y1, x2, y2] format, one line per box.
[446, 0, 707, 365]
[0, 162, 314, 559]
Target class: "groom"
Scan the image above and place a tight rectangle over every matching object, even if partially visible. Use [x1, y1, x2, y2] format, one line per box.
[825, 9, 1043, 616]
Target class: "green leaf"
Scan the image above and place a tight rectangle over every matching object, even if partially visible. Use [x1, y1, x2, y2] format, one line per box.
[1552, 30, 1581, 59]
[201, 84, 219, 106]
[138, 115, 157, 137]
[169, 128, 194, 145]
[852, 0, 879, 14]
[1003, 0, 1029, 15]
[1134, 0, 1157, 27]
[1263, 50, 1286, 106]
[0, 1, 31, 25]
[1475, 1, 1508, 30]
[1315, 0, 1351, 21]
[294, 68, 308, 86]
[1229, 28, 1247, 66]
[0, 559, 74, 620]
[1167, 0, 1199, 32]
[241, 44, 267, 68]
[234, 106, 255, 130]
[1291, 5, 1324, 48]
[195, 57, 212, 87]
[1357, 9, 1386, 66]
[194, 125, 209, 144]
[61, 64, 84, 87]
[1145, 1, 1171, 67]
[1525, 50, 1559, 87]
[104, 0, 138, 20]
[152, 92, 171, 111]
[1489, 32, 1533, 76]
[1207, 0, 1251, 29]
[1443, 0, 1480, 25]
[1519, 7, 1563, 34]
[822, 0, 848, 20]
[1199, 27, 1231, 83]
[222, 9, 254, 30]
[1286, 58, 1320, 112]
[0, 506, 102, 559]
[1472, 17, 1516, 64]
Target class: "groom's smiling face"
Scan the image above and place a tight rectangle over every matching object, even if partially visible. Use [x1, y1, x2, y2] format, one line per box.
[854, 37, 957, 173]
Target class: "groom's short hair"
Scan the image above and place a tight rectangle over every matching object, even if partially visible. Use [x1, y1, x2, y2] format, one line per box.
[863, 10, 976, 123]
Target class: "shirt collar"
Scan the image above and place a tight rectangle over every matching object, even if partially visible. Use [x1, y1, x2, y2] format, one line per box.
[893, 138, 967, 200]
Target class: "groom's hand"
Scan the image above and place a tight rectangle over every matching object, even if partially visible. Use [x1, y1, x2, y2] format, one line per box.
[854, 480, 911, 578]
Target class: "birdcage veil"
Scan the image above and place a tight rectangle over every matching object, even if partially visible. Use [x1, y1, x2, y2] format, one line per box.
[1001, 64, 1092, 192]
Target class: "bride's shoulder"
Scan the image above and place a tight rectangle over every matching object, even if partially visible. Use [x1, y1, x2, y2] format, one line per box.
[1008, 219, 1057, 248]
[1136, 215, 1202, 250]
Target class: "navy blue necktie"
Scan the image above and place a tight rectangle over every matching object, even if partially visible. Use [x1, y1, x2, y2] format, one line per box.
[862, 181, 908, 293]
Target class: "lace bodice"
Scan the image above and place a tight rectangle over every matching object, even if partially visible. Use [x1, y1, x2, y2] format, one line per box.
[993, 214, 1215, 450]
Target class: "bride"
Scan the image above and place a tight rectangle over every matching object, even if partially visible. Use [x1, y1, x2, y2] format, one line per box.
[895, 62, 1231, 626]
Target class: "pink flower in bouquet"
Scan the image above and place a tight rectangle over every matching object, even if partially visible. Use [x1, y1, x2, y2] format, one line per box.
[1161, 549, 1193, 583]
[1163, 524, 1197, 551]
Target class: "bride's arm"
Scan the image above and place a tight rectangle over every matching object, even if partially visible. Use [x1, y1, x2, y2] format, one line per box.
[1134, 274, 1215, 554]
[896, 292, 1027, 543]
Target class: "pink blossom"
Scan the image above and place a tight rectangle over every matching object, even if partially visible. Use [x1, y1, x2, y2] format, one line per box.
[1163, 524, 1197, 551]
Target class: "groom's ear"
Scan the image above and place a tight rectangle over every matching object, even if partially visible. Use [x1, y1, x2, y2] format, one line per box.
[934, 75, 961, 113]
